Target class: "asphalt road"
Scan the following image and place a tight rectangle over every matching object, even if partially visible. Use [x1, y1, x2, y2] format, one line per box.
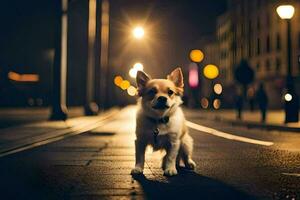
[0, 106, 299, 199]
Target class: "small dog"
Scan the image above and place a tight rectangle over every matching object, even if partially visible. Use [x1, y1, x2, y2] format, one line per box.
[131, 68, 196, 176]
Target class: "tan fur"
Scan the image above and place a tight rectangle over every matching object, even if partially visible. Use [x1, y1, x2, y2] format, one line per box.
[131, 68, 196, 176]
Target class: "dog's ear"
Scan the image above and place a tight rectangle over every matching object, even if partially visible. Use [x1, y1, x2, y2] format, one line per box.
[136, 71, 151, 96]
[167, 67, 184, 88]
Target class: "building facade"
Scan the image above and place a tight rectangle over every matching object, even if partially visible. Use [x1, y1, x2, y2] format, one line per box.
[215, 0, 300, 108]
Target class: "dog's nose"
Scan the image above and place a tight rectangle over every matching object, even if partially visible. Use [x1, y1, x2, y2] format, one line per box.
[157, 96, 167, 103]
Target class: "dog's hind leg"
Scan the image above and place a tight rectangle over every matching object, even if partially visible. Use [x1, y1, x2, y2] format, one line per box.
[181, 133, 196, 170]
[175, 148, 182, 168]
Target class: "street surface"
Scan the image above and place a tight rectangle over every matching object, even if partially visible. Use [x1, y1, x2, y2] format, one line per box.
[0, 106, 299, 199]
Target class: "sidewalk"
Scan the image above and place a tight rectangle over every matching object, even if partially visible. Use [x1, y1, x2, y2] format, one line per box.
[0, 108, 119, 157]
[185, 109, 300, 132]
[0, 107, 84, 129]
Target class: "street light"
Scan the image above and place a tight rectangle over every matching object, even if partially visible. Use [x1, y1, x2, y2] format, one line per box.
[133, 26, 144, 39]
[276, 5, 295, 19]
[276, 4, 299, 123]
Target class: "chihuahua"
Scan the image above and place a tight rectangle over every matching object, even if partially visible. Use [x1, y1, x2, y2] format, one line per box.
[131, 68, 196, 176]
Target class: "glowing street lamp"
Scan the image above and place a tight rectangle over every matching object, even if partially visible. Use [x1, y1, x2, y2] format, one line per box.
[276, 5, 295, 19]
[133, 26, 144, 39]
[276, 4, 298, 123]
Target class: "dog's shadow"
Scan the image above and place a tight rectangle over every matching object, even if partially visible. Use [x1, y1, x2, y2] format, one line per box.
[132, 167, 255, 200]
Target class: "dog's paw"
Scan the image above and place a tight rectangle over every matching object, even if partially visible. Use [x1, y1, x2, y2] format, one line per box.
[131, 167, 143, 175]
[185, 159, 196, 170]
[164, 168, 178, 176]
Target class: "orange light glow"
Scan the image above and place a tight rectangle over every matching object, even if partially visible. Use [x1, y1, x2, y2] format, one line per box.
[213, 99, 221, 109]
[120, 80, 130, 90]
[201, 98, 209, 109]
[189, 49, 204, 63]
[114, 75, 123, 86]
[133, 26, 144, 39]
[8, 71, 39, 82]
[203, 64, 219, 79]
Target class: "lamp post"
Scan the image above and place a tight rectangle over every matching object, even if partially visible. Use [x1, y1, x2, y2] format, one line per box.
[50, 0, 68, 120]
[276, 4, 299, 123]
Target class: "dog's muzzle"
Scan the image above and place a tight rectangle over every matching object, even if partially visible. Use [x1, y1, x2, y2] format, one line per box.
[152, 96, 170, 110]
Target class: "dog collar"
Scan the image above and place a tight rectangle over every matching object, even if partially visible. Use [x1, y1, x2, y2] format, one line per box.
[147, 116, 169, 124]
[147, 116, 169, 144]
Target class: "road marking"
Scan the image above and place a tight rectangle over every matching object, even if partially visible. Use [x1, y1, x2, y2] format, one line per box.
[186, 121, 274, 146]
[282, 173, 300, 177]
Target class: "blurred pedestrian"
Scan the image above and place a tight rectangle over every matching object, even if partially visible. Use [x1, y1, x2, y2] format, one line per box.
[247, 87, 255, 112]
[235, 89, 243, 120]
[256, 83, 268, 122]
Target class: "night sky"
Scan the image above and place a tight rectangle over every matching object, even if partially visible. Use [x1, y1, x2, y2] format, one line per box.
[109, 0, 227, 77]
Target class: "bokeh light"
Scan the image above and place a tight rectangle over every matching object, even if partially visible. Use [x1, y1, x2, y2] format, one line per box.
[213, 83, 222, 95]
[201, 98, 209, 109]
[120, 80, 130, 90]
[127, 86, 137, 96]
[114, 75, 123, 86]
[213, 99, 221, 109]
[133, 62, 144, 71]
[189, 64, 199, 88]
[129, 62, 144, 78]
[189, 49, 204, 63]
[284, 93, 292, 102]
[203, 64, 219, 79]
[133, 26, 144, 39]
[129, 68, 137, 78]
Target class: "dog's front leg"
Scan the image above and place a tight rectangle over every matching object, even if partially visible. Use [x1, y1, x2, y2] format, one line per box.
[164, 140, 180, 176]
[131, 139, 146, 175]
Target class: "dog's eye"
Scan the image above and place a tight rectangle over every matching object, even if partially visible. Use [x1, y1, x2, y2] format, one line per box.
[168, 89, 174, 96]
[148, 88, 157, 95]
